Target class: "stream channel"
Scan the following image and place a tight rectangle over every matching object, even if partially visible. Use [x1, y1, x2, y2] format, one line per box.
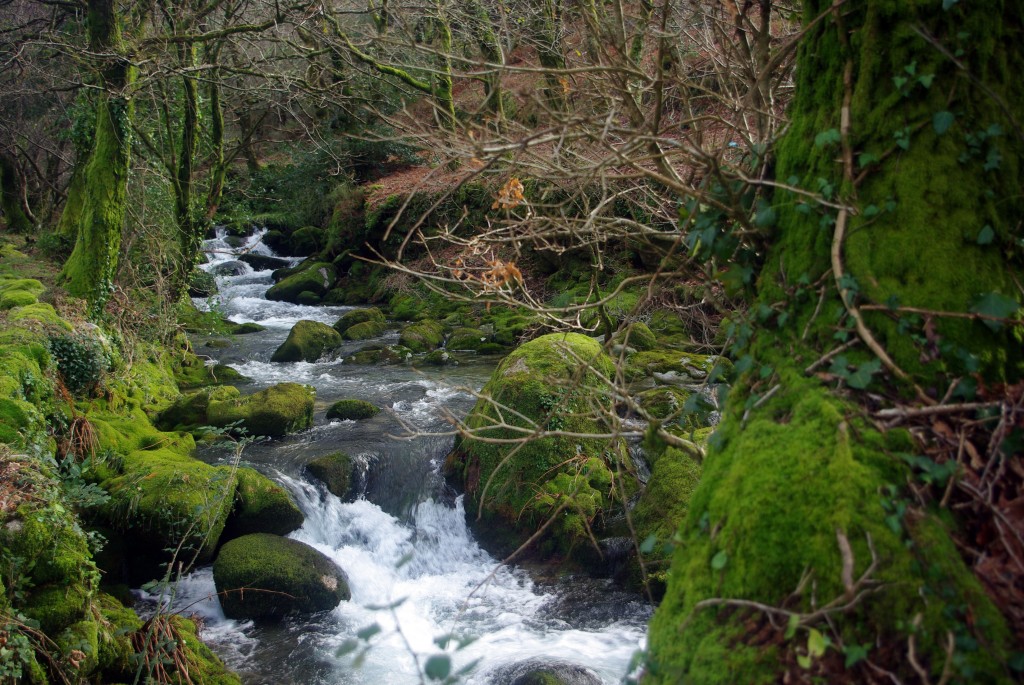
[145, 229, 652, 684]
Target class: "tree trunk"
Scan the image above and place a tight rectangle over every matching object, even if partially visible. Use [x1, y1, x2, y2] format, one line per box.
[172, 41, 201, 299]
[59, 0, 135, 307]
[0, 152, 32, 233]
[645, 2, 1022, 683]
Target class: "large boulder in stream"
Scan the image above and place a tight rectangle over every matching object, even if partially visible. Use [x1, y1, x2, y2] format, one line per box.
[443, 333, 632, 558]
[206, 382, 315, 437]
[270, 320, 343, 363]
[333, 307, 386, 336]
[238, 253, 291, 271]
[265, 261, 335, 304]
[325, 399, 380, 421]
[399, 319, 444, 352]
[213, 533, 349, 620]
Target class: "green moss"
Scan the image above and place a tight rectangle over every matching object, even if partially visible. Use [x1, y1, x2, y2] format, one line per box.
[23, 583, 92, 635]
[173, 350, 248, 389]
[333, 307, 386, 335]
[399, 319, 444, 352]
[102, 448, 237, 563]
[231, 321, 266, 335]
[270, 320, 343, 363]
[325, 399, 380, 421]
[213, 533, 350, 620]
[646, 376, 1014, 683]
[447, 327, 491, 351]
[58, 618, 100, 675]
[612, 322, 657, 351]
[345, 344, 412, 365]
[305, 451, 354, 499]
[289, 225, 325, 256]
[0, 397, 33, 445]
[265, 262, 336, 303]
[625, 349, 719, 383]
[636, 386, 708, 431]
[342, 319, 386, 340]
[418, 349, 457, 366]
[167, 614, 242, 685]
[207, 382, 315, 437]
[224, 468, 304, 538]
[444, 333, 631, 556]
[0, 277, 44, 309]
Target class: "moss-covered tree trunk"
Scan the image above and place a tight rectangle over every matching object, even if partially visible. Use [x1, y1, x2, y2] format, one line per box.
[646, 2, 1022, 683]
[172, 41, 202, 299]
[59, 0, 135, 307]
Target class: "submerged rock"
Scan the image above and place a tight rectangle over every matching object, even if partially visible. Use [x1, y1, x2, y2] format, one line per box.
[490, 658, 602, 685]
[206, 382, 315, 437]
[270, 320, 343, 363]
[213, 533, 349, 620]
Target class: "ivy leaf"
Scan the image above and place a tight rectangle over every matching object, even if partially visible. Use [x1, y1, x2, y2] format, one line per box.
[814, 129, 841, 148]
[844, 644, 869, 668]
[711, 550, 728, 571]
[356, 623, 382, 641]
[335, 639, 360, 657]
[857, 152, 879, 168]
[977, 225, 995, 245]
[807, 628, 829, 658]
[918, 74, 935, 89]
[942, 0, 958, 9]
[424, 654, 452, 681]
[846, 359, 882, 389]
[639, 534, 658, 555]
[970, 292, 1020, 331]
[932, 111, 955, 135]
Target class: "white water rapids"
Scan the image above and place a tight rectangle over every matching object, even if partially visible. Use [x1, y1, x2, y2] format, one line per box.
[148, 228, 650, 684]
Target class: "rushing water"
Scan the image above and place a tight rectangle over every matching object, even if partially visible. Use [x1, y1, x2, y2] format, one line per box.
[157, 229, 651, 684]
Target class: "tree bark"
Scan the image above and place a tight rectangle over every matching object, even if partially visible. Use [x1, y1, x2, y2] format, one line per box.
[645, 2, 1022, 682]
[59, 0, 135, 307]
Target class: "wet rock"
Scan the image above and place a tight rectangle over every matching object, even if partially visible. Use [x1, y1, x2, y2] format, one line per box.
[223, 468, 304, 539]
[266, 262, 336, 304]
[270, 320, 343, 363]
[399, 319, 444, 352]
[213, 534, 349, 620]
[206, 382, 315, 437]
[211, 260, 248, 277]
[490, 658, 602, 685]
[305, 451, 355, 499]
[333, 307, 386, 336]
[325, 399, 380, 421]
[238, 253, 291, 271]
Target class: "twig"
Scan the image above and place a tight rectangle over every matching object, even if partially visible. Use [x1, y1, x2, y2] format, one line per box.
[874, 401, 1002, 421]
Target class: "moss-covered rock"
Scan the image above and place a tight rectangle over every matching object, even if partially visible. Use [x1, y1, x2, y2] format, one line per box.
[155, 385, 240, 432]
[207, 382, 315, 438]
[333, 307, 386, 336]
[399, 320, 444, 352]
[223, 468, 304, 538]
[612, 321, 657, 351]
[345, 344, 412, 365]
[625, 349, 721, 383]
[305, 452, 354, 499]
[230, 321, 266, 335]
[325, 399, 380, 421]
[418, 349, 457, 366]
[238, 253, 290, 271]
[213, 533, 349, 620]
[342, 319, 387, 340]
[265, 262, 335, 304]
[446, 327, 491, 351]
[0, 277, 44, 309]
[289, 226, 324, 256]
[270, 320, 343, 363]
[444, 333, 631, 558]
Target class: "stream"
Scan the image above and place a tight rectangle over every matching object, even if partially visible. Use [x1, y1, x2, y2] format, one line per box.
[144, 229, 652, 684]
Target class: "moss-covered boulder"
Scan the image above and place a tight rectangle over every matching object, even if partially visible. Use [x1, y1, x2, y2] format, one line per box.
[289, 226, 324, 256]
[444, 333, 630, 557]
[625, 349, 721, 383]
[265, 262, 335, 304]
[270, 320, 343, 363]
[231, 321, 266, 335]
[306, 451, 354, 499]
[611, 321, 657, 351]
[261, 229, 288, 253]
[345, 344, 412, 365]
[238, 253, 290, 271]
[155, 385, 240, 432]
[102, 448, 237, 564]
[223, 468, 304, 539]
[418, 349, 457, 366]
[207, 382, 315, 438]
[446, 327, 491, 351]
[399, 319, 444, 352]
[213, 533, 349, 620]
[325, 399, 380, 421]
[342, 319, 387, 340]
[0, 277, 44, 309]
[333, 307, 386, 336]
